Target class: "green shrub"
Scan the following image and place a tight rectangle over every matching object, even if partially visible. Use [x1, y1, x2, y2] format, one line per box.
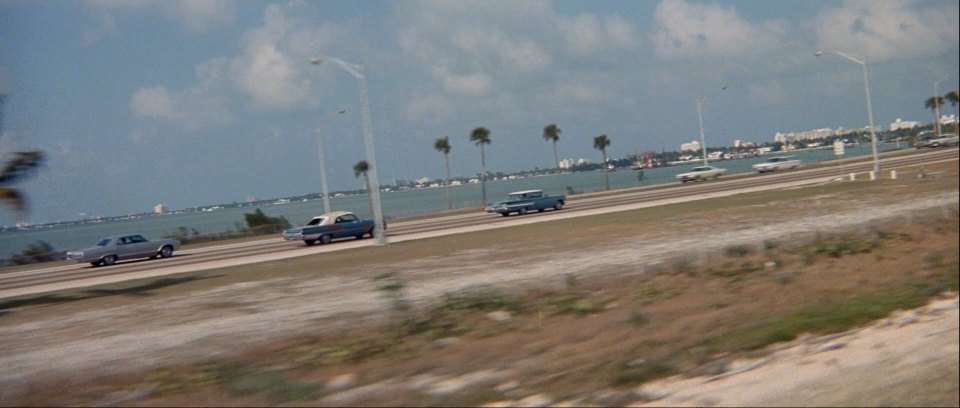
[244, 208, 290, 230]
[724, 244, 753, 258]
[8, 240, 59, 265]
[629, 311, 650, 326]
[611, 360, 674, 386]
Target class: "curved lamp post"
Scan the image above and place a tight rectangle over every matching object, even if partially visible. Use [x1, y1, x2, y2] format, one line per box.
[815, 51, 880, 174]
[696, 97, 708, 166]
[310, 56, 387, 244]
[695, 86, 727, 166]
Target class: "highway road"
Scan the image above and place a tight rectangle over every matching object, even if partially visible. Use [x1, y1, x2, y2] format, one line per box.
[1, 148, 956, 299]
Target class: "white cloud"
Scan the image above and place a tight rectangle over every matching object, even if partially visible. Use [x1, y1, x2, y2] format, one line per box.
[394, 0, 642, 125]
[130, 85, 233, 131]
[444, 25, 551, 75]
[605, 15, 642, 50]
[551, 82, 609, 105]
[433, 68, 492, 96]
[130, 58, 233, 131]
[560, 14, 641, 56]
[128, 1, 355, 129]
[159, 0, 235, 33]
[85, 0, 234, 34]
[651, 0, 787, 59]
[814, 0, 959, 62]
[81, 11, 119, 46]
[227, 1, 348, 110]
[230, 42, 310, 109]
[402, 93, 458, 123]
[745, 82, 788, 106]
[130, 86, 176, 119]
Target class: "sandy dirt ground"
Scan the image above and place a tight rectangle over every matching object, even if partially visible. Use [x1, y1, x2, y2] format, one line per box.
[633, 295, 959, 407]
[0, 178, 958, 406]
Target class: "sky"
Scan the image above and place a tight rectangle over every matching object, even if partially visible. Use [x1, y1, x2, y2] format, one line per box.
[0, 0, 958, 225]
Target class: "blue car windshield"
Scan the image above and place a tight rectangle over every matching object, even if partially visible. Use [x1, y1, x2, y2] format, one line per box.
[97, 238, 112, 246]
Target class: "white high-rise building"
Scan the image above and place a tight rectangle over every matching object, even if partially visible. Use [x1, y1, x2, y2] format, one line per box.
[680, 140, 701, 152]
[889, 118, 918, 131]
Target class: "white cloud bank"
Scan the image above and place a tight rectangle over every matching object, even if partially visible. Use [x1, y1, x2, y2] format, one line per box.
[814, 0, 959, 62]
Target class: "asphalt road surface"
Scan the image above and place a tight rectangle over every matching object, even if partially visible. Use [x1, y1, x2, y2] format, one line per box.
[1, 148, 956, 299]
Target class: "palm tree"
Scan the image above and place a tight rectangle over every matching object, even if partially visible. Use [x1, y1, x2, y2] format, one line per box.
[946, 91, 959, 135]
[469, 127, 491, 204]
[353, 160, 374, 218]
[593, 134, 611, 191]
[434, 136, 453, 210]
[0, 150, 45, 221]
[542, 124, 561, 174]
[925, 95, 946, 135]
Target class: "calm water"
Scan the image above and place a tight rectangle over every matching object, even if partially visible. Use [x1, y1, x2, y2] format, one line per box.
[0, 143, 900, 258]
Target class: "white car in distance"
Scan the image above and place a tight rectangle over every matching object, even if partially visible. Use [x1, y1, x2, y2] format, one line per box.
[676, 165, 727, 182]
[752, 156, 801, 173]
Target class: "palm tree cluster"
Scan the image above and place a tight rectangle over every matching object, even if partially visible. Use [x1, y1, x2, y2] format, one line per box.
[433, 136, 452, 210]
[0, 93, 45, 222]
[0, 150, 45, 221]
[352, 160, 375, 217]
[469, 127, 492, 204]
[926, 90, 960, 135]
[593, 134, 611, 191]
[423, 123, 619, 206]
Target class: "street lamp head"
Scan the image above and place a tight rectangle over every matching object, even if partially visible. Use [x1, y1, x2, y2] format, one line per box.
[309, 57, 323, 65]
[814, 51, 824, 57]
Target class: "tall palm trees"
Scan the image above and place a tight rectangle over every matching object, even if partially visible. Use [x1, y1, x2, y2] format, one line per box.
[353, 160, 374, 218]
[593, 134, 611, 191]
[542, 124, 561, 173]
[1, 93, 45, 221]
[434, 136, 453, 210]
[925, 95, 946, 135]
[947, 91, 959, 135]
[0, 150, 45, 221]
[469, 127, 491, 205]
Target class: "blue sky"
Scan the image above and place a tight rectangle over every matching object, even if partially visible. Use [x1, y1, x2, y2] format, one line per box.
[1, 0, 958, 225]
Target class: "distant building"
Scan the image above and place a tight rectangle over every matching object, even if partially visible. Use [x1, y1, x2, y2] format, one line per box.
[774, 128, 835, 144]
[939, 114, 957, 126]
[680, 140, 701, 152]
[559, 158, 591, 169]
[154, 204, 168, 214]
[889, 118, 919, 131]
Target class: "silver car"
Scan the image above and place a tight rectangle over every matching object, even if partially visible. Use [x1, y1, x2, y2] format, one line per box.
[66, 234, 181, 267]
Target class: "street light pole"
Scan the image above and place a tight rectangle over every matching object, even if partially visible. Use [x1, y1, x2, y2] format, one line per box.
[315, 125, 331, 214]
[310, 56, 387, 245]
[816, 51, 880, 174]
[696, 97, 708, 166]
[315, 109, 346, 214]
